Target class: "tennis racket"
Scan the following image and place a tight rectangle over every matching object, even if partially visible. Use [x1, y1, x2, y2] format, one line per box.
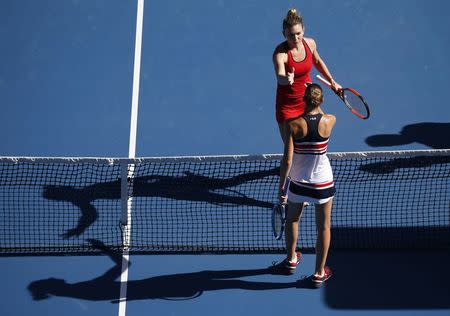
[272, 177, 290, 240]
[316, 75, 370, 120]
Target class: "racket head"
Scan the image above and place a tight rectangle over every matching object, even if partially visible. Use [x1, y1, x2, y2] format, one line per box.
[272, 203, 286, 240]
[341, 88, 370, 119]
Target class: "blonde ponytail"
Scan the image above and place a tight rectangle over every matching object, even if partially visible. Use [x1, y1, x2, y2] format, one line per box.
[283, 8, 303, 31]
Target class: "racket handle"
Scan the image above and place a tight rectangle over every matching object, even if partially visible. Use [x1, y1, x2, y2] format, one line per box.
[316, 74, 331, 87]
[282, 177, 291, 196]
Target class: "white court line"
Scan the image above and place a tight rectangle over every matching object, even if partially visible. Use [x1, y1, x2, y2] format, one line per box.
[118, 0, 144, 315]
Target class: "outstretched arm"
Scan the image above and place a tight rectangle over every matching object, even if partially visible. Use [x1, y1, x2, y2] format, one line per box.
[273, 44, 294, 86]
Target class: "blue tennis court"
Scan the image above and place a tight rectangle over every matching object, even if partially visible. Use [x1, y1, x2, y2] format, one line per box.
[1, 1, 449, 315]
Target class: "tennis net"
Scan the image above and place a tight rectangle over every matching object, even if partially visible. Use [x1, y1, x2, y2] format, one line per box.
[0, 149, 449, 255]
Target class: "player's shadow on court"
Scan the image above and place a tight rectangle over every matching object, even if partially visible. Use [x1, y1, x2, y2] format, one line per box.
[365, 122, 450, 149]
[358, 154, 450, 174]
[27, 239, 298, 302]
[42, 168, 278, 238]
[324, 250, 450, 309]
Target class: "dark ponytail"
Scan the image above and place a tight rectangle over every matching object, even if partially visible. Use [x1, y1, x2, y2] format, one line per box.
[303, 83, 324, 109]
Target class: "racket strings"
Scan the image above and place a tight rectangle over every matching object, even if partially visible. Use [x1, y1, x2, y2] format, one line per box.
[343, 91, 369, 119]
[272, 204, 285, 239]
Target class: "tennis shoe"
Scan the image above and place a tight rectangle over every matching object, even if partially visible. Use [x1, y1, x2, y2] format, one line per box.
[270, 252, 302, 275]
[284, 251, 302, 271]
[311, 266, 332, 287]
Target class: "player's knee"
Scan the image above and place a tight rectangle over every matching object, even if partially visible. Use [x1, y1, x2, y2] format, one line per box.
[286, 216, 300, 224]
[317, 220, 331, 231]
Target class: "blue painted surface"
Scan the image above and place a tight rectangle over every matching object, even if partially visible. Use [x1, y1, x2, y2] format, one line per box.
[1, 256, 119, 315]
[3, 252, 448, 315]
[0, 0, 449, 315]
[1, 0, 449, 157]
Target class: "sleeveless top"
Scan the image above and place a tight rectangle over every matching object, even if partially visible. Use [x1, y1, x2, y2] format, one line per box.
[275, 39, 313, 123]
[288, 114, 335, 199]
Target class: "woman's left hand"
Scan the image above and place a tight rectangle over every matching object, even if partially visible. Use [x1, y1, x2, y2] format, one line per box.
[330, 79, 343, 95]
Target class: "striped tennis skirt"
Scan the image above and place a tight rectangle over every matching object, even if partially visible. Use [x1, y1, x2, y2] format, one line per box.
[287, 180, 336, 205]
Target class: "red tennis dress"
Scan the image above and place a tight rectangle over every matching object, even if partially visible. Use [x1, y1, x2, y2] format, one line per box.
[275, 39, 313, 123]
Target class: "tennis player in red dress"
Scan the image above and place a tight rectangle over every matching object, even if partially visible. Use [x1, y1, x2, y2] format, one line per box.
[273, 8, 342, 143]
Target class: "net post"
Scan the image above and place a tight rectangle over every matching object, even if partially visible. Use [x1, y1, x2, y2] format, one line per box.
[120, 161, 130, 227]
[120, 161, 135, 235]
[122, 163, 135, 248]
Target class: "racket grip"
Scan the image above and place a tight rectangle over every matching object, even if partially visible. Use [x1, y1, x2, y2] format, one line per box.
[282, 177, 291, 196]
[316, 75, 331, 86]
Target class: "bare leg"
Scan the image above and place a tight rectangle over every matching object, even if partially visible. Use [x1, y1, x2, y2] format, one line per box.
[278, 122, 288, 144]
[314, 198, 333, 275]
[285, 201, 305, 261]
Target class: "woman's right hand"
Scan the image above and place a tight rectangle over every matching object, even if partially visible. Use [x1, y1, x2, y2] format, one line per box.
[279, 194, 288, 205]
[287, 67, 295, 85]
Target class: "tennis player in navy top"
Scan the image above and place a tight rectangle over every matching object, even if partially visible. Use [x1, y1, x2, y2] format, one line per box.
[277, 83, 335, 286]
